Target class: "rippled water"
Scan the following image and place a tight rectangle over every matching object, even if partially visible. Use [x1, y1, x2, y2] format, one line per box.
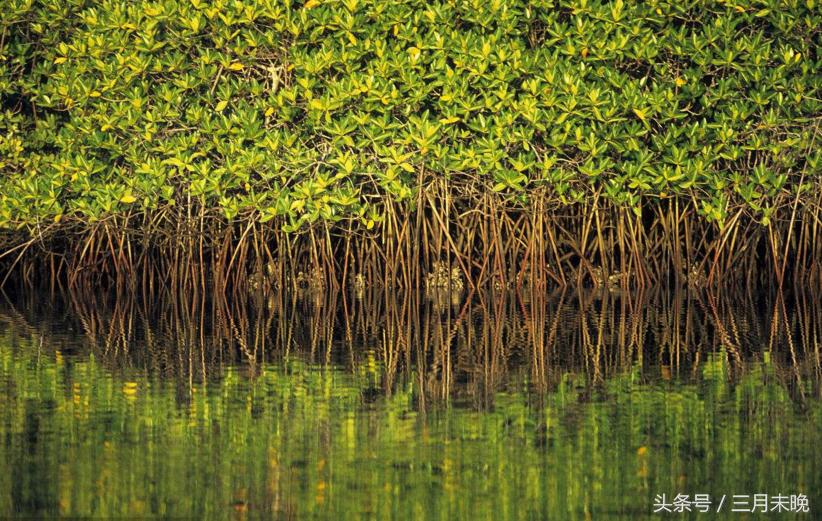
[1, 289, 820, 519]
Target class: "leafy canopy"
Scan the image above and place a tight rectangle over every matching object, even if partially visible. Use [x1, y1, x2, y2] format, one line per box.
[1, 0, 819, 231]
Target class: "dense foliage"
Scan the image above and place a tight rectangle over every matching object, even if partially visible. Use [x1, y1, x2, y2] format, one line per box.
[1, 0, 820, 232]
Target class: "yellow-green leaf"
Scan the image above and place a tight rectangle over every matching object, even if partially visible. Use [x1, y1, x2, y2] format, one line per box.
[309, 99, 324, 111]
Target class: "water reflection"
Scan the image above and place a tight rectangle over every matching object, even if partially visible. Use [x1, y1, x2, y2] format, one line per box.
[0, 288, 820, 519]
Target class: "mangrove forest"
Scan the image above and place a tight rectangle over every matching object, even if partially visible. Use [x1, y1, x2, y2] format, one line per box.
[0, 0, 819, 291]
[1, 0, 820, 519]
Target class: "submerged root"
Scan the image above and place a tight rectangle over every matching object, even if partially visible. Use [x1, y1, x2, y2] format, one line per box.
[351, 273, 366, 298]
[248, 262, 279, 293]
[295, 267, 325, 291]
[590, 267, 630, 291]
[425, 261, 464, 291]
[686, 266, 708, 288]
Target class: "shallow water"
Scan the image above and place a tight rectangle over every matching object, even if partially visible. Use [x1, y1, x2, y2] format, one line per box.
[1, 290, 820, 519]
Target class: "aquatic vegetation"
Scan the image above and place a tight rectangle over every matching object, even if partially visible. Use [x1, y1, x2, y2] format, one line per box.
[1, 0, 820, 289]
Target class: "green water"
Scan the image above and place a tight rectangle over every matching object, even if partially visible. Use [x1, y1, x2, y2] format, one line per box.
[1, 291, 820, 519]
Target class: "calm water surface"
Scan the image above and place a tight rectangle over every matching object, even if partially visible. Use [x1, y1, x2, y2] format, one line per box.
[1, 289, 820, 519]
